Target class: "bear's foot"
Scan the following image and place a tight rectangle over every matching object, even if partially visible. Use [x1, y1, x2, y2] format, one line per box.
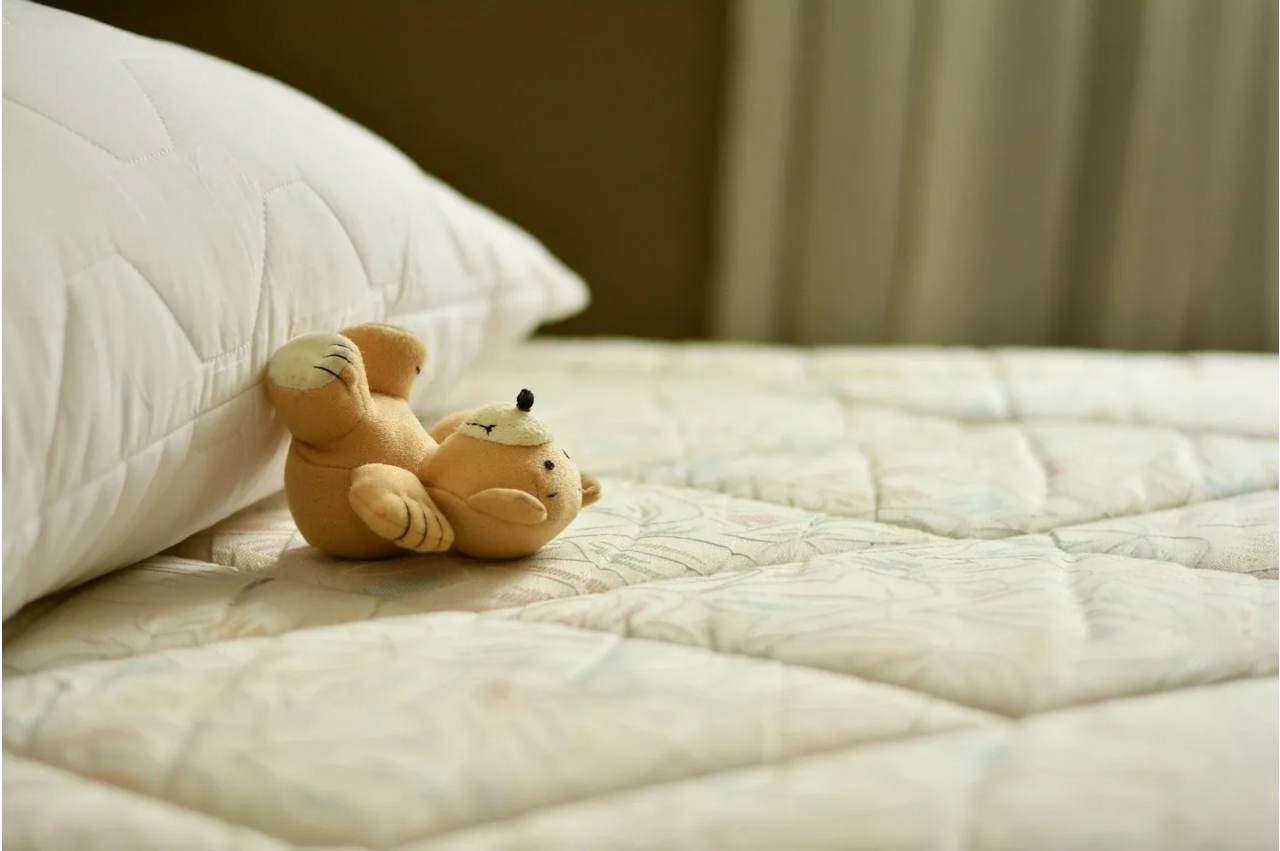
[268, 332, 362, 391]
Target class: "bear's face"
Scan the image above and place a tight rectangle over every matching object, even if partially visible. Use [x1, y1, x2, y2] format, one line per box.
[423, 433, 600, 559]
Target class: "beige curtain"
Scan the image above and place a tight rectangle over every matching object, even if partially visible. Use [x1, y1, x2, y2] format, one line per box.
[711, 0, 1277, 351]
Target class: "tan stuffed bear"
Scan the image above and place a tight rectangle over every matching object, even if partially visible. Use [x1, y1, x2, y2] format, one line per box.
[265, 323, 599, 560]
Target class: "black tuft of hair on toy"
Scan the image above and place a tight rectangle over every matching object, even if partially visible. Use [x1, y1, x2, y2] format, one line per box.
[516, 388, 534, 412]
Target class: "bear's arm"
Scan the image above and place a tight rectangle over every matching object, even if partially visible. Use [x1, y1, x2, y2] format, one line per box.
[427, 409, 471, 444]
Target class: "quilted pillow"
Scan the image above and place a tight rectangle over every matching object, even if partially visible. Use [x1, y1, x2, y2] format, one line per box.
[1, 1, 588, 616]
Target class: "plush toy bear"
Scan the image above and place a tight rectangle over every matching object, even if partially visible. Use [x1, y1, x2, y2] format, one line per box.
[264, 323, 599, 560]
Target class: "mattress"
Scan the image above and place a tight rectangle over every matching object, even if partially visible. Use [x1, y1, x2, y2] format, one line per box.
[4, 339, 1278, 850]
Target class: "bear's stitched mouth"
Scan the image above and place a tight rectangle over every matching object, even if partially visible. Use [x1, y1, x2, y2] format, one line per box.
[466, 422, 496, 435]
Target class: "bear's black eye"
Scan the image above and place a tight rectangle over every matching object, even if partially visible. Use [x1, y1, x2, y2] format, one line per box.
[544, 460, 555, 471]
[415, 365, 421, 374]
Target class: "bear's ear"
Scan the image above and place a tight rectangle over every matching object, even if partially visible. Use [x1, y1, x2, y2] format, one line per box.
[580, 473, 601, 507]
[466, 488, 548, 525]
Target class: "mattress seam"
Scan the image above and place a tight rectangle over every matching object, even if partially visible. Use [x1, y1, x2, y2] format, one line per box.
[403, 674, 1277, 848]
[15, 574, 1264, 720]
[594, 479, 1280, 543]
[0, 607, 1003, 723]
[2, 749, 313, 850]
[396, 721, 1013, 848]
[581, 478, 1278, 549]
[492, 602, 1278, 719]
[6, 718, 1005, 851]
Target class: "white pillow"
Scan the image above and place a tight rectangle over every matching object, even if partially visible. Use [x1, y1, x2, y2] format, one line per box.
[1, 1, 588, 616]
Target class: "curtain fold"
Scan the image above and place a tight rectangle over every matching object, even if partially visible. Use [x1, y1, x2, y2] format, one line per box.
[712, 0, 1277, 351]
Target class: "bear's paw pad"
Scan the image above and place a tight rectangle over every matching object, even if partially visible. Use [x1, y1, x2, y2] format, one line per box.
[268, 333, 358, 390]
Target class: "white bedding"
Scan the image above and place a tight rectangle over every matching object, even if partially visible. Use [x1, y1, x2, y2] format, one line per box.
[2, 0, 585, 617]
[4, 340, 1277, 849]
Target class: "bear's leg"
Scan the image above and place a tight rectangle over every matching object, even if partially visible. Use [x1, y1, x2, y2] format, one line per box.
[285, 452, 399, 558]
[349, 463, 454, 553]
[266, 333, 372, 446]
[340, 323, 427, 399]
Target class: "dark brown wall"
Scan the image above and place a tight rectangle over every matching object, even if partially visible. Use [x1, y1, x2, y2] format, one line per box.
[43, 1, 728, 339]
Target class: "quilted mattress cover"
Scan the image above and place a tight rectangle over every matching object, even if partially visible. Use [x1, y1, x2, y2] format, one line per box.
[4, 339, 1278, 850]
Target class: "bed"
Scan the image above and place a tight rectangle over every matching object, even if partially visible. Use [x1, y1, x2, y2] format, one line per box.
[4, 339, 1277, 850]
[4, 2, 1277, 847]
